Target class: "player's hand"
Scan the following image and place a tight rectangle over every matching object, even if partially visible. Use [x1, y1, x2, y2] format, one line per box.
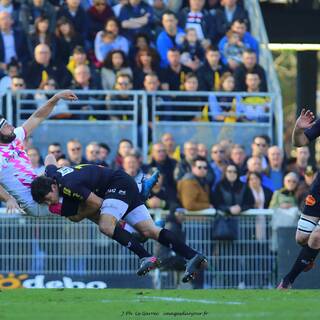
[54, 90, 78, 101]
[296, 108, 316, 129]
[6, 197, 20, 214]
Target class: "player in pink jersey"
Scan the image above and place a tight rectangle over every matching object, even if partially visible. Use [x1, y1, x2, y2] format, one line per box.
[0, 90, 78, 216]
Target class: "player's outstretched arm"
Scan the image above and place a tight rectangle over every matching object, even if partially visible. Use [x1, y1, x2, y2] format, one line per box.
[292, 108, 315, 147]
[22, 90, 78, 136]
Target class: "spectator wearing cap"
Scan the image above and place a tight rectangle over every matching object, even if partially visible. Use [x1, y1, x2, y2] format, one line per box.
[234, 49, 267, 92]
[218, 19, 259, 67]
[177, 156, 212, 211]
[269, 172, 299, 209]
[0, 11, 30, 73]
[215, 0, 249, 37]
[94, 17, 130, 63]
[87, 0, 114, 42]
[156, 10, 185, 68]
[118, 0, 154, 41]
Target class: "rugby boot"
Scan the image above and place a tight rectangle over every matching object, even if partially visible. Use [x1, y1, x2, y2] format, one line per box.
[137, 256, 161, 276]
[277, 279, 292, 290]
[182, 254, 208, 283]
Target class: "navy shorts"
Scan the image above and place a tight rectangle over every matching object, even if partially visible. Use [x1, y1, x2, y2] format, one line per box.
[302, 172, 320, 218]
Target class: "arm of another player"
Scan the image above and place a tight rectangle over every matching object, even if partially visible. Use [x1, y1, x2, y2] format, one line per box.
[0, 185, 21, 213]
[292, 108, 317, 147]
[22, 90, 78, 137]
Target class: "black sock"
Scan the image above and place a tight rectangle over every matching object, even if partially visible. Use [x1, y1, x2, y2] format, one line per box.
[112, 225, 151, 259]
[284, 245, 319, 284]
[158, 228, 197, 260]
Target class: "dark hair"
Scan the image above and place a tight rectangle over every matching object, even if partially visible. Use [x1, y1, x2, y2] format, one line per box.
[232, 18, 248, 26]
[161, 10, 177, 20]
[31, 176, 55, 203]
[104, 17, 120, 33]
[56, 154, 67, 161]
[191, 156, 207, 166]
[135, 48, 159, 70]
[253, 135, 270, 145]
[99, 142, 110, 153]
[73, 45, 86, 55]
[49, 142, 62, 148]
[103, 50, 128, 69]
[133, 32, 151, 47]
[185, 72, 198, 82]
[247, 171, 262, 183]
[243, 48, 256, 55]
[168, 47, 180, 54]
[205, 45, 219, 53]
[55, 17, 76, 38]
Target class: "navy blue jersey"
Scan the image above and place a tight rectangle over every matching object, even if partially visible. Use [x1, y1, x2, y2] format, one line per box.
[45, 164, 115, 216]
[304, 119, 320, 142]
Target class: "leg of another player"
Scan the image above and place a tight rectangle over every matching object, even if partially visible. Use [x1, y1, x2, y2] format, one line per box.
[295, 214, 319, 246]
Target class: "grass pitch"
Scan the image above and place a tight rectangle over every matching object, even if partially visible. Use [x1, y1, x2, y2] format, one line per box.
[0, 289, 319, 320]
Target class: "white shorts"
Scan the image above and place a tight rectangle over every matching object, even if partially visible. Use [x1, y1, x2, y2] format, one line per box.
[101, 199, 152, 226]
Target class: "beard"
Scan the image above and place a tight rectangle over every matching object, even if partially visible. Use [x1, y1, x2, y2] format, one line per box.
[0, 131, 16, 143]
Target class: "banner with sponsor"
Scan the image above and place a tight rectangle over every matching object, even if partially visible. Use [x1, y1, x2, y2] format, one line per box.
[0, 273, 153, 289]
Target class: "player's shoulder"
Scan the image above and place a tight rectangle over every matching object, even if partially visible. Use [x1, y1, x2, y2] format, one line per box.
[13, 127, 27, 141]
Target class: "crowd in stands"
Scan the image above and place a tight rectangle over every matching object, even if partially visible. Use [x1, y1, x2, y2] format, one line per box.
[0, 0, 270, 122]
[26, 133, 316, 218]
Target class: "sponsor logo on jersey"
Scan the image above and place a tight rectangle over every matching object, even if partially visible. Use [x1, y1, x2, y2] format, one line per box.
[118, 190, 126, 195]
[305, 194, 316, 206]
[107, 188, 116, 193]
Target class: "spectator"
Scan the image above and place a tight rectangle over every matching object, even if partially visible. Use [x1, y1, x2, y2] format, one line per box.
[174, 140, 197, 181]
[87, 0, 114, 42]
[105, 73, 134, 120]
[57, 155, 71, 168]
[230, 144, 247, 175]
[156, 10, 184, 67]
[150, 0, 167, 34]
[85, 141, 101, 164]
[197, 45, 226, 91]
[178, 0, 217, 44]
[209, 72, 239, 122]
[133, 48, 160, 89]
[57, 0, 88, 40]
[24, 43, 72, 89]
[241, 156, 274, 191]
[119, 0, 154, 41]
[220, 138, 233, 160]
[266, 145, 285, 191]
[197, 143, 208, 159]
[287, 146, 310, 180]
[215, 0, 249, 37]
[295, 166, 318, 210]
[123, 154, 142, 180]
[48, 142, 63, 160]
[34, 78, 70, 119]
[234, 49, 267, 92]
[0, 0, 20, 26]
[269, 172, 299, 209]
[0, 60, 20, 94]
[161, 48, 192, 91]
[0, 11, 30, 73]
[221, 29, 245, 71]
[148, 142, 177, 197]
[218, 19, 259, 67]
[98, 142, 110, 166]
[27, 15, 56, 59]
[112, 138, 133, 169]
[249, 135, 269, 171]
[247, 171, 273, 210]
[27, 147, 45, 176]
[128, 32, 157, 62]
[94, 17, 130, 63]
[112, 0, 129, 18]
[101, 50, 132, 90]
[213, 164, 254, 214]
[161, 132, 181, 162]
[210, 143, 228, 190]
[177, 156, 212, 211]
[66, 139, 87, 165]
[180, 27, 204, 71]
[55, 16, 84, 66]
[19, 0, 56, 34]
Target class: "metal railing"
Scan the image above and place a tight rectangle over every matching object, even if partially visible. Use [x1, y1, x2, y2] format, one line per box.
[3, 89, 275, 161]
[0, 208, 279, 289]
[245, 0, 284, 149]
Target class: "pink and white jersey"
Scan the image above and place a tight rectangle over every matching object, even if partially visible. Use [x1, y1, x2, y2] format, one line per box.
[0, 127, 37, 208]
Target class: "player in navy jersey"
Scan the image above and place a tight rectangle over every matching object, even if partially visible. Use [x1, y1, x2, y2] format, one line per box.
[278, 109, 320, 289]
[31, 159, 208, 282]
